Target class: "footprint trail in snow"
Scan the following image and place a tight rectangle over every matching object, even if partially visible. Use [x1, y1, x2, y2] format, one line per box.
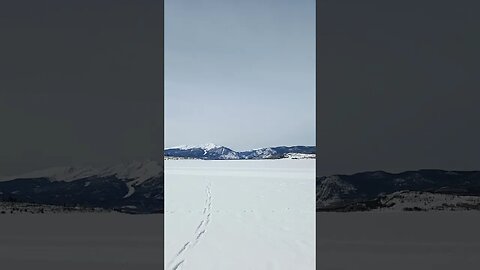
[168, 182, 213, 270]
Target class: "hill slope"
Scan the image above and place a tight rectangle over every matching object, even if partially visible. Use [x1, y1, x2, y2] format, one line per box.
[317, 170, 480, 211]
[164, 143, 315, 160]
[0, 160, 163, 214]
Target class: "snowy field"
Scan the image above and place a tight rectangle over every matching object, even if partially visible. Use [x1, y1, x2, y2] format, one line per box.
[317, 211, 480, 270]
[0, 213, 163, 270]
[165, 159, 316, 270]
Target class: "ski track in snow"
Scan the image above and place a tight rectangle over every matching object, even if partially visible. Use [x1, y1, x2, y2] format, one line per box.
[168, 182, 213, 270]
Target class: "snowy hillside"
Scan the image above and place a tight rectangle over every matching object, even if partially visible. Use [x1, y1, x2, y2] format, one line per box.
[164, 143, 315, 160]
[377, 191, 480, 211]
[165, 143, 239, 160]
[0, 160, 163, 214]
[317, 175, 357, 208]
[317, 170, 480, 211]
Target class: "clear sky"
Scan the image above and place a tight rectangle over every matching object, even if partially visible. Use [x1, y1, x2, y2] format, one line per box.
[165, 0, 315, 151]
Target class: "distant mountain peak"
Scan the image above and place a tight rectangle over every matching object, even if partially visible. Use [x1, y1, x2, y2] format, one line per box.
[0, 159, 164, 214]
[164, 144, 315, 160]
[1, 160, 163, 183]
[165, 143, 223, 151]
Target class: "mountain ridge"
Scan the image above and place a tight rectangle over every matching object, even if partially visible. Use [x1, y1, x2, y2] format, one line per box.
[0, 160, 163, 214]
[317, 169, 480, 212]
[164, 144, 315, 160]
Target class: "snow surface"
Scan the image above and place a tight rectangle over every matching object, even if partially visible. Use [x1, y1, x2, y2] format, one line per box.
[284, 153, 316, 159]
[0, 213, 163, 270]
[317, 212, 480, 269]
[164, 159, 315, 270]
[377, 191, 480, 211]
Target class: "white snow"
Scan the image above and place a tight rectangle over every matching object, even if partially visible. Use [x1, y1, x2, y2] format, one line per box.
[317, 175, 356, 206]
[165, 143, 221, 151]
[317, 211, 480, 270]
[0, 213, 163, 270]
[252, 147, 276, 158]
[164, 159, 315, 270]
[377, 191, 480, 211]
[284, 153, 316, 159]
[123, 184, 136, 198]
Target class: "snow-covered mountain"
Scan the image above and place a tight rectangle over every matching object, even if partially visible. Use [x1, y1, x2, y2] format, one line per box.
[378, 191, 480, 211]
[316, 170, 480, 212]
[316, 176, 357, 208]
[164, 143, 315, 160]
[165, 143, 239, 160]
[0, 160, 163, 214]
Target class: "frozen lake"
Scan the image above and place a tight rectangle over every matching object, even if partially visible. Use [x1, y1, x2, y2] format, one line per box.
[0, 213, 163, 270]
[317, 211, 480, 270]
[164, 159, 316, 270]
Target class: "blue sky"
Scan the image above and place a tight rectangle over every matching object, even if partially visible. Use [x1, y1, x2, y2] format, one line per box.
[165, 0, 315, 151]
